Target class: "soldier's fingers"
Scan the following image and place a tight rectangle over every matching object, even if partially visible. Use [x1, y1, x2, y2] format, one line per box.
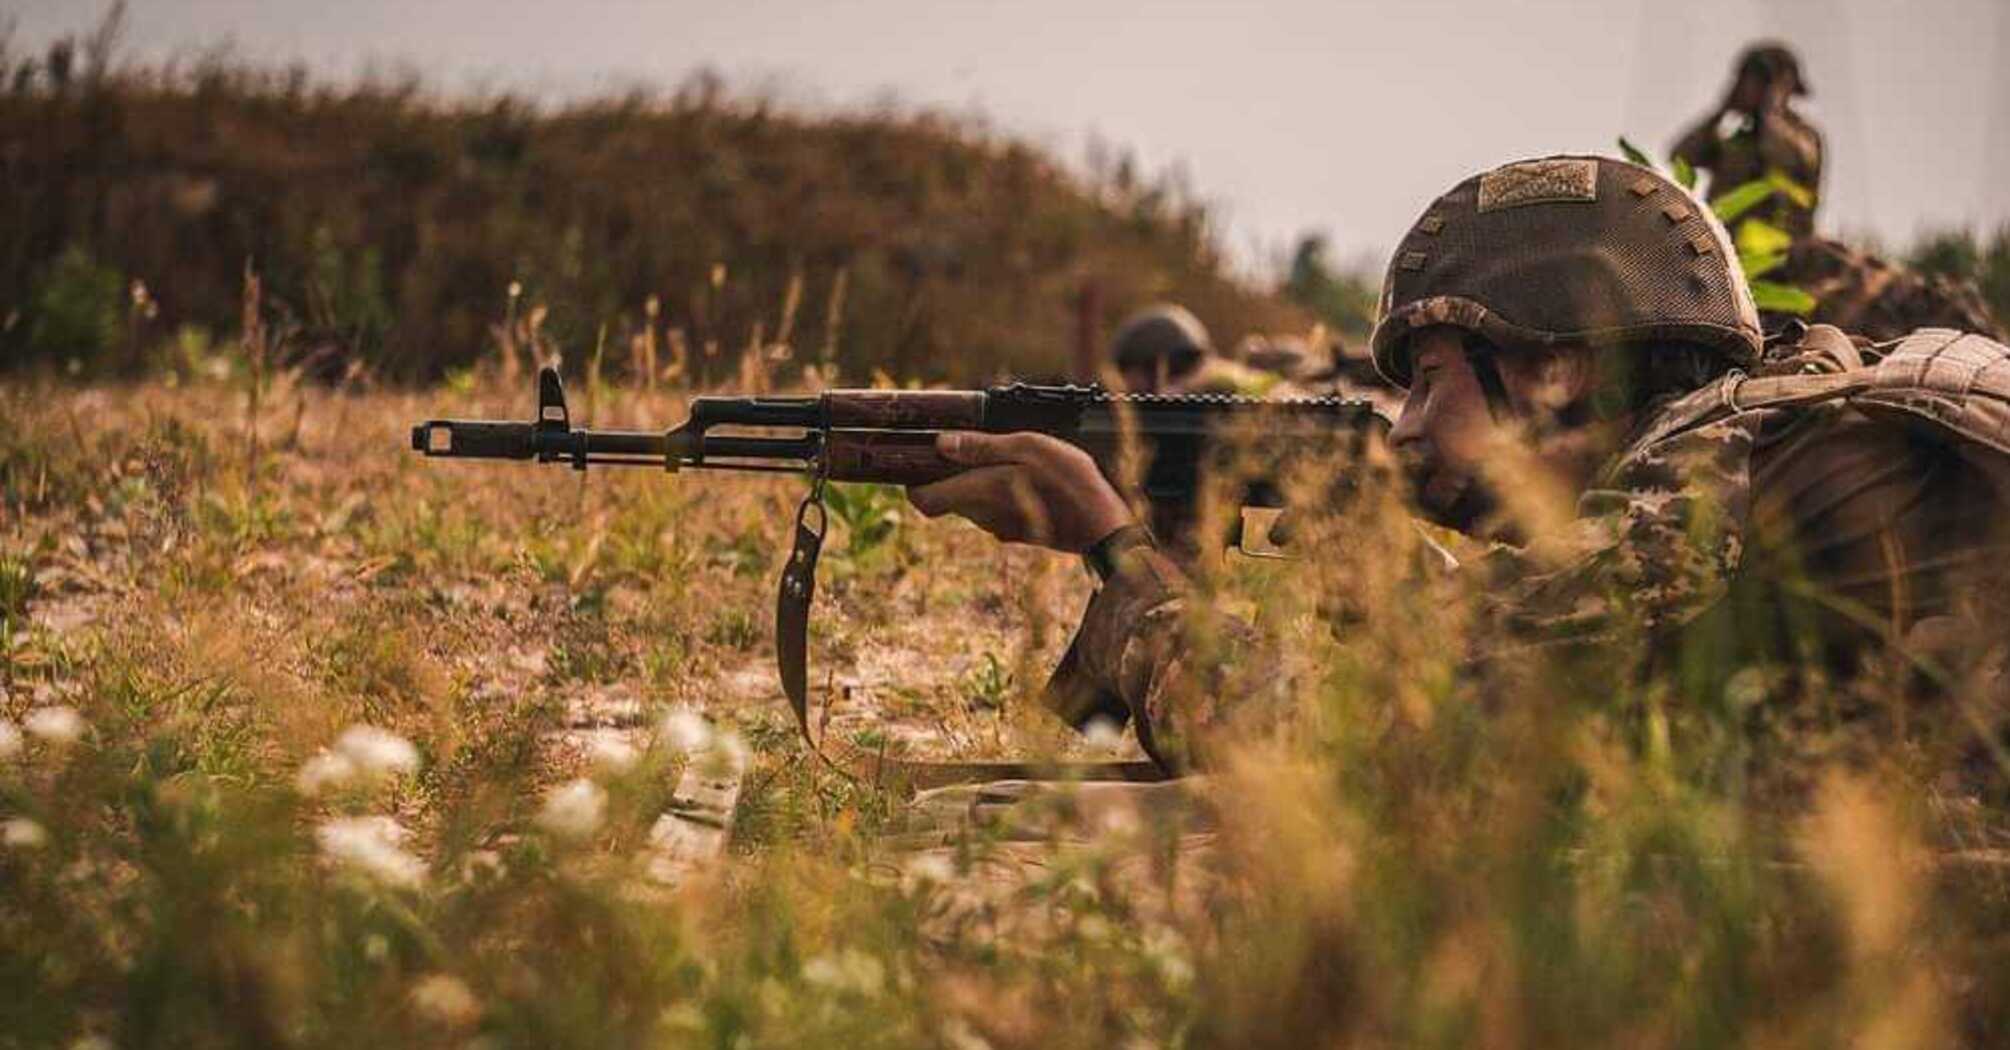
[906, 465, 1019, 520]
[937, 430, 1062, 468]
[935, 431, 1015, 467]
[1005, 470, 1053, 546]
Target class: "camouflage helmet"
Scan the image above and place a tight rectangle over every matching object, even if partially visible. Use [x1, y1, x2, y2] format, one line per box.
[1369, 155, 1763, 388]
[1111, 303, 1213, 372]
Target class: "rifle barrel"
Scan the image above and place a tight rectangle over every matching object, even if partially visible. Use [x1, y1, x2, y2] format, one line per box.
[412, 420, 819, 470]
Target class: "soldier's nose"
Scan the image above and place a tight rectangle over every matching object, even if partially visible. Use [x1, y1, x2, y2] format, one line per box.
[1388, 408, 1425, 450]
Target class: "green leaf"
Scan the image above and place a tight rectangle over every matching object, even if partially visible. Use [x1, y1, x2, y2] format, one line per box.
[1735, 218, 1794, 261]
[1749, 279, 1817, 315]
[1672, 156, 1697, 191]
[1709, 179, 1776, 224]
[1616, 137, 1657, 170]
[1765, 169, 1815, 209]
[1741, 251, 1788, 279]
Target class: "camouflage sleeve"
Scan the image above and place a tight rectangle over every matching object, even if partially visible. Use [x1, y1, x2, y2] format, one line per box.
[1670, 115, 1724, 172]
[1050, 542, 1257, 774]
[1476, 416, 1757, 646]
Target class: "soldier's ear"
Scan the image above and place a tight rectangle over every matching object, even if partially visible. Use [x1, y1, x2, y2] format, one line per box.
[1518, 347, 1598, 415]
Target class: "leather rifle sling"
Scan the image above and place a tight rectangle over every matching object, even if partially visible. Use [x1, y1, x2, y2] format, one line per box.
[776, 486, 1163, 794]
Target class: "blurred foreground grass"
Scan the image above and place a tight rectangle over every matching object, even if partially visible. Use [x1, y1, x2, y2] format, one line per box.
[4, 364, 2010, 1048]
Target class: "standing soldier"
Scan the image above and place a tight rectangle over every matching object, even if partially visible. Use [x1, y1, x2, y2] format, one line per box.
[908, 155, 2010, 775]
[1673, 42, 1822, 237]
[1673, 42, 2003, 339]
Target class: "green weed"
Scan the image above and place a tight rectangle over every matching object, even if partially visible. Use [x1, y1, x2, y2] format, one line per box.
[959, 651, 1013, 711]
[703, 607, 762, 652]
[825, 482, 904, 559]
[0, 549, 34, 629]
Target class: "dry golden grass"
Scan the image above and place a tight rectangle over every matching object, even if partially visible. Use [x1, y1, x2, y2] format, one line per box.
[4, 364, 2010, 1047]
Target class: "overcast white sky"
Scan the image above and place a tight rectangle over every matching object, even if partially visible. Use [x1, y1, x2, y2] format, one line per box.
[12, 0, 2008, 274]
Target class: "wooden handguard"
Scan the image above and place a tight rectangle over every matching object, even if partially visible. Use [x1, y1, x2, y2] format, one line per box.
[822, 390, 985, 429]
[822, 431, 963, 486]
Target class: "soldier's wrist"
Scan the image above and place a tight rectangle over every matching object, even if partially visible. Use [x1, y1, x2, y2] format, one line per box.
[1083, 524, 1157, 584]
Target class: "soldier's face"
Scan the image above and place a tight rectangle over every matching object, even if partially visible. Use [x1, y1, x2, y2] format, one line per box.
[1120, 362, 1165, 395]
[1730, 70, 1768, 112]
[1389, 327, 1503, 532]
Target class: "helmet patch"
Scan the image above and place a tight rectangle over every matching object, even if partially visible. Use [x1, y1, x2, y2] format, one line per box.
[1477, 158, 1599, 212]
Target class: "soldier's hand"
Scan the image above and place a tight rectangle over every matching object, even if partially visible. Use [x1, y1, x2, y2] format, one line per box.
[906, 431, 1133, 553]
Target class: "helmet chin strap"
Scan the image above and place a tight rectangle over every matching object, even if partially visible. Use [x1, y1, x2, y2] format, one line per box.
[1460, 333, 1515, 422]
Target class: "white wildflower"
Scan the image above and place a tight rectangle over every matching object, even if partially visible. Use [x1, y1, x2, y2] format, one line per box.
[334, 725, 420, 778]
[537, 778, 606, 840]
[585, 735, 639, 772]
[656, 707, 712, 754]
[458, 849, 505, 886]
[296, 751, 358, 795]
[0, 719, 20, 760]
[660, 1002, 706, 1032]
[316, 816, 425, 888]
[902, 851, 956, 884]
[1143, 926, 1194, 989]
[1077, 915, 1112, 944]
[1724, 666, 1775, 710]
[940, 1018, 994, 1050]
[2, 817, 48, 848]
[1095, 803, 1141, 837]
[802, 949, 885, 997]
[697, 729, 748, 777]
[801, 955, 841, 988]
[23, 706, 85, 746]
[1081, 716, 1124, 752]
[410, 973, 482, 1027]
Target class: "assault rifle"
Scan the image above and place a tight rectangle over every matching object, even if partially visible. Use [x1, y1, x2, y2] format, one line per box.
[413, 367, 1383, 786]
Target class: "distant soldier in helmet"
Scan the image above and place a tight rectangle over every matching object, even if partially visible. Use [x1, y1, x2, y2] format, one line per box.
[908, 155, 2010, 774]
[1110, 303, 1279, 397]
[1672, 41, 1822, 237]
[1110, 304, 1211, 395]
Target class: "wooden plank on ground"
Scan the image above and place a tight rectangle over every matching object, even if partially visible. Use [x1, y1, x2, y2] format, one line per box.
[646, 736, 746, 884]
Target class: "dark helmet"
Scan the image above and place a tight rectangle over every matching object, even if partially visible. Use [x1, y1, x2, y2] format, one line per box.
[1737, 41, 1810, 97]
[1369, 155, 1763, 387]
[1111, 304, 1213, 374]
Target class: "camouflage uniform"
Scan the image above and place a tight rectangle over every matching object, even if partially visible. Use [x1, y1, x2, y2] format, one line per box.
[1783, 236, 2005, 342]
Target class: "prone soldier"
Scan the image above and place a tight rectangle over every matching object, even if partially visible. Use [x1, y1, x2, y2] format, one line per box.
[908, 155, 2010, 775]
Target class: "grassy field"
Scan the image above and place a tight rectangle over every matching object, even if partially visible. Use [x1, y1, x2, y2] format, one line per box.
[5, 351, 2010, 1048]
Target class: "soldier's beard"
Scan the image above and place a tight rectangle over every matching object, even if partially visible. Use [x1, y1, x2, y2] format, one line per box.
[1406, 460, 1513, 542]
